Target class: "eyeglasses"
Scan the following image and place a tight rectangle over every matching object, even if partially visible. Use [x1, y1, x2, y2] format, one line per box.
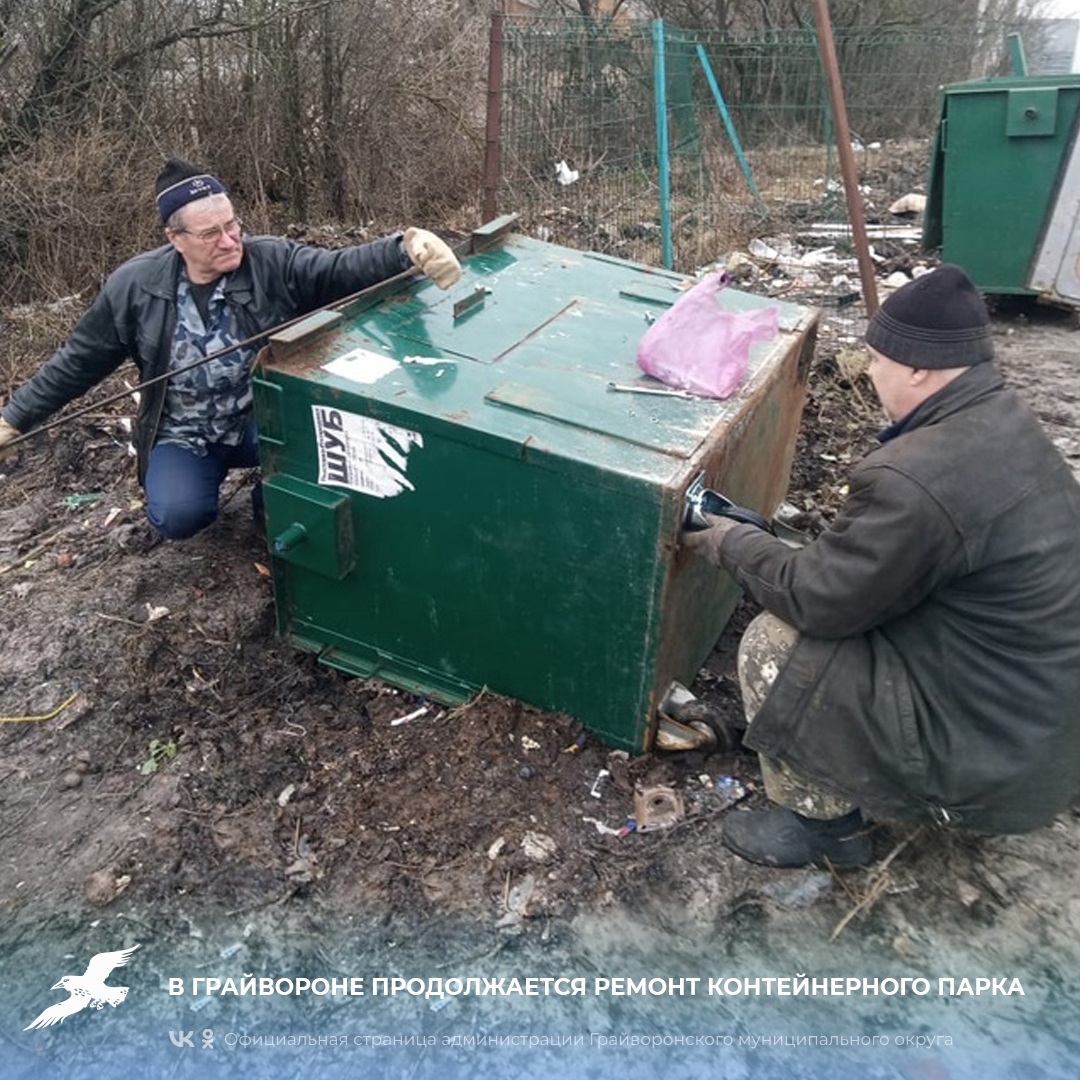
[173, 218, 243, 246]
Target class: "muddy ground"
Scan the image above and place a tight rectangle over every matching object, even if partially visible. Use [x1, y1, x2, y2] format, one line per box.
[1, 273, 1079, 1080]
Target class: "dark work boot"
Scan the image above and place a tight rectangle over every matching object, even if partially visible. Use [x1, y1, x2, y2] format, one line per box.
[722, 807, 872, 869]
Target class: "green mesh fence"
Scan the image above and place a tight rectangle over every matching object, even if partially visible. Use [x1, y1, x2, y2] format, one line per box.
[490, 15, 1017, 272]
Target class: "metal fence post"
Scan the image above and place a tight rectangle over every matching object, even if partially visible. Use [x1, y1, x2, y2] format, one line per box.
[694, 42, 764, 214]
[483, 11, 505, 225]
[652, 18, 673, 269]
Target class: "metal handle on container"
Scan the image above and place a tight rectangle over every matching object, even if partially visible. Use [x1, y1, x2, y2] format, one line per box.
[273, 522, 308, 553]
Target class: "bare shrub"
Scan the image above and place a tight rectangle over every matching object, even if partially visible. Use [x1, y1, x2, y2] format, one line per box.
[0, 127, 160, 305]
[0, 0, 490, 305]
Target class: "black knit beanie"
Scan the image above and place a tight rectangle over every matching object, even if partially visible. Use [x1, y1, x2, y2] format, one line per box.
[865, 264, 993, 369]
[155, 158, 227, 223]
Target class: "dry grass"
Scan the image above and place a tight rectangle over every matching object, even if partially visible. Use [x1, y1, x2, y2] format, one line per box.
[1, 300, 88, 391]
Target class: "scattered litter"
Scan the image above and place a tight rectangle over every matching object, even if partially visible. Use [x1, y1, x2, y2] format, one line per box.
[518, 764, 536, 780]
[563, 730, 588, 753]
[654, 712, 715, 751]
[61, 492, 105, 509]
[390, 704, 429, 726]
[190, 996, 213, 1013]
[713, 775, 749, 810]
[430, 995, 453, 1013]
[144, 602, 170, 623]
[583, 816, 622, 837]
[799, 222, 922, 242]
[520, 735, 541, 751]
[277, 783, 296, 807]
[633, 785, 685, 832]
[888, 192, 927, 216]
[883, 270, 912, 289]
[103, 507, 125, 528]
[589, 768, 611, 799]
[521, 830, 558, 862]
[219, 942, 243, 960]
[616, 819, 637, 839]
[487, 837, 506, 860]
[748, 237, 779, 261]
[555, 159, 580, 186]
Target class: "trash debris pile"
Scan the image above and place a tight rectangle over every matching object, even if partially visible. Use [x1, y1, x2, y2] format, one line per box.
[724, 199, 933, 309]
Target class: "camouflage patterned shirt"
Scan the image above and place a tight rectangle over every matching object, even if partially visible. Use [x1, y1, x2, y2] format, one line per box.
[156, 273, 256, 453]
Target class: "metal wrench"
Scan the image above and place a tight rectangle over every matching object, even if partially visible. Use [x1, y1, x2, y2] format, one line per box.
[606, 381, 697, 399]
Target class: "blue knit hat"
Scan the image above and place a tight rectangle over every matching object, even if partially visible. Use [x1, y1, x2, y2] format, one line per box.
[865, 264, 993, 369]
[155, 158, 227, 223]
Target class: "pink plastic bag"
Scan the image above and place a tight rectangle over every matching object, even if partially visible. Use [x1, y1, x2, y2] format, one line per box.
[636, 272, 780, 399]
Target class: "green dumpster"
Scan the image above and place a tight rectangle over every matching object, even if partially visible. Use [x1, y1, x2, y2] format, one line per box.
[252, 217, 818, 752]
[923, 74, 1080, 297]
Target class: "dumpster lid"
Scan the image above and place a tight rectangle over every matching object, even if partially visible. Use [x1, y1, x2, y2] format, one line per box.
[263, 234, 816, 465]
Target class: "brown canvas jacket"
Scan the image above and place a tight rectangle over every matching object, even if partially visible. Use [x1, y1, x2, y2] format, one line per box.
[720, 362, 1080, 832]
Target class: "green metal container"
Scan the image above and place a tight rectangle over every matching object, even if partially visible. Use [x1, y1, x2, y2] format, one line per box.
[252, 218, 818, 752]
[923, 74, 1080, 295]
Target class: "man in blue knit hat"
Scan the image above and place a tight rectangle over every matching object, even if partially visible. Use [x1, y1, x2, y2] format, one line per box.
[0, 158, 460, 540]
[684, 264, 1080, 868]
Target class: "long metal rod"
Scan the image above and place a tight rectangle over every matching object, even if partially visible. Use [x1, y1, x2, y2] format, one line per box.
[482, 10, 504, 224]
[2, 265, 420, 451]
[811, 0, 879, 316]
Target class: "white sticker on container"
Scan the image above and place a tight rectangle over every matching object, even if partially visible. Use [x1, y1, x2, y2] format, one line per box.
[311, 405, 423, 498]
[322, 347, 399, 384]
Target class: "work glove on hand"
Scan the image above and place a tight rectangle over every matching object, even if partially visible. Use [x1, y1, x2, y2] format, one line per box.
[681, 515, 742, 567]
[0, 416, 20, 460]
[403, 227, 462, 290]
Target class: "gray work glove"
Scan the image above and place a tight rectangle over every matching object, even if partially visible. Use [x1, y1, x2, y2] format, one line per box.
[0, 416, 20, 460]
[681, 515, 743, 567]
[403, 227, 462, 289]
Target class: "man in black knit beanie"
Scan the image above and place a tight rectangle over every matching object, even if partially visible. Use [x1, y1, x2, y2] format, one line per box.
[0, 158, 460, 540]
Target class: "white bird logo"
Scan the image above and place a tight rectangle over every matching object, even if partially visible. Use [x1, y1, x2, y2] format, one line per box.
[24, 945, 140, 1030]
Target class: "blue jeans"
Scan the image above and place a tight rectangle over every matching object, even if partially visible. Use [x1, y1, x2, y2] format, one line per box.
[145, 419, 261, 540]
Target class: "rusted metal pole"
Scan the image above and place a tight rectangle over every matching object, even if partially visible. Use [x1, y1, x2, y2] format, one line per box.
[482, 10, 505, 225]
[811, 0, 879, 316]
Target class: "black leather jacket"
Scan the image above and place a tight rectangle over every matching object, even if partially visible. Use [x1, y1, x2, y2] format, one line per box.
[2, 233, 411, 483]
[720, 362, 1080, 832]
